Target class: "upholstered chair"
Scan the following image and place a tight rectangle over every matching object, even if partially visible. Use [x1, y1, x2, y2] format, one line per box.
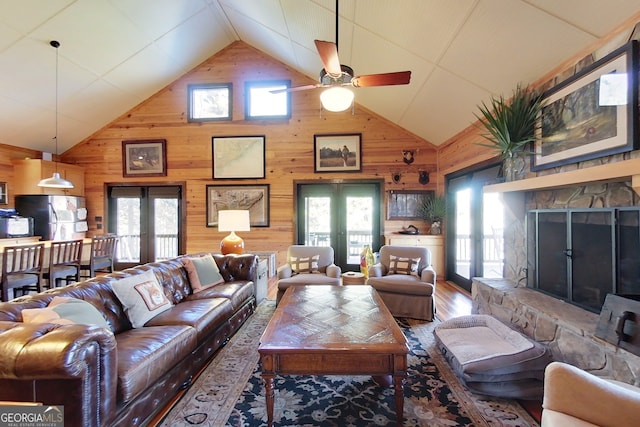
[542, 361, 640, 427]
[366, 245, 436, 320]
[276, 245, 341, 304]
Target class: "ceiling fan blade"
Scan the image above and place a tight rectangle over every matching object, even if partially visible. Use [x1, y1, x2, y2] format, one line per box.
[351, 71, 412, 87]
[314, 40, 342, 77]
[270, 84, 323, 94]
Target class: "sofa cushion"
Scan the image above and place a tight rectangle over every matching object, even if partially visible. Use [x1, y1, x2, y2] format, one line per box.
[112, 270, 172, 328]
[388, 255, 420, 275]
[186, 281, 254, 311]
[146, 298, 234, 344]
[115, 324, 197, 404]
[367, 275, 434, 296]
[290, 255, 319, 274]
[182, 254, 224, 293]
[21, 296, 109, 328]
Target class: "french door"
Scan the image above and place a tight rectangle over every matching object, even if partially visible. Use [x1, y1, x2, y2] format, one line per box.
[446, 165, 504, 292]
[107, 185, 184, 270]
[296, 181, 382, 271]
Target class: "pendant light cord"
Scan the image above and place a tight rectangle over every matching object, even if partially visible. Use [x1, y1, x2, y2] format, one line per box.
[335, 0, 339, 51]
[51, 40, 60, 172]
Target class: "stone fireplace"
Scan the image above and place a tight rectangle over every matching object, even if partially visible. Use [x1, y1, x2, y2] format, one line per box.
[478, 177, 640, 385]
[472, 278, 640, 385]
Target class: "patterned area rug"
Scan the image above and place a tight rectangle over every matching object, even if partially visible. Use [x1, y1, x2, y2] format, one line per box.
[160, 301, 539, 426]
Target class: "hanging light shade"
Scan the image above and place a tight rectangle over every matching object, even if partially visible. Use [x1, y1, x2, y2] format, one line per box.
[38, 40, 74, 189]
[320, 86, 354, 112]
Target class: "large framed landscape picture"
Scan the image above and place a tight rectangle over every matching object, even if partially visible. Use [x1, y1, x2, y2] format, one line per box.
[212, 135, 266, 179]
[314, 133, 362, 172]
[206, 184, 270, 227]
[532, 40, 638, 171]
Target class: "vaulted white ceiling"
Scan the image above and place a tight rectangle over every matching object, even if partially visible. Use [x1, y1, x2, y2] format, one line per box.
[1, 0, 639, 154]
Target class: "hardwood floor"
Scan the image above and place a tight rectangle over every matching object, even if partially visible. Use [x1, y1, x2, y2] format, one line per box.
[434, 280, 473, 321]
[266, 277, 474, 321]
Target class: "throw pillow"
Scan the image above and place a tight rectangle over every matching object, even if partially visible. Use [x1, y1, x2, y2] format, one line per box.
[181, 254, 224, 293]
[111, 270, 172, 328]
[21, 296, 109, 328]
[388, 255, 421, 276]
[289, 255, 319, 274]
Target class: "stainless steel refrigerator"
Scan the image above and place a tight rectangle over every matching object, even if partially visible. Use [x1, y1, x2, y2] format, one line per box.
[15, 195, 88, 241]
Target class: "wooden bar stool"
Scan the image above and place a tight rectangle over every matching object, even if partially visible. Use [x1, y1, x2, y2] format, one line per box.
[43, 239, 84, 288]
[1, 243, 45, 301]
[80, 234, 118, 278]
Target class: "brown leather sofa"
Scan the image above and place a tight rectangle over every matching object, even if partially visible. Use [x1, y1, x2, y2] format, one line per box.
[0, 253, 258, 427]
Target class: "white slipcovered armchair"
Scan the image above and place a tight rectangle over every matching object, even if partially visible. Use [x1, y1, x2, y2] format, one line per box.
[542, 361, 640, 427]
[276, 245, 341, 304]
[366, 245, 436, 320]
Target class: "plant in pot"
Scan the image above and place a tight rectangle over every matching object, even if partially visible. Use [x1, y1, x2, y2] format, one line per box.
[475, 84, 544, 181]
[419, 195, 447, 235]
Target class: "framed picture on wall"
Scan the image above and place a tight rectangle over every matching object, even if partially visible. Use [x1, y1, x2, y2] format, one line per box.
[206, 184, 270, 227]
[122, 139, 167, 177]
[387, 190, 434, 220]
[532, 40, 638, 171]
[314, 133, 362, 172]
[212, 135, 266, 179]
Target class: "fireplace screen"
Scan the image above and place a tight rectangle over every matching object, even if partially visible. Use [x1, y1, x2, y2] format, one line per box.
[527, 208, 640, 313]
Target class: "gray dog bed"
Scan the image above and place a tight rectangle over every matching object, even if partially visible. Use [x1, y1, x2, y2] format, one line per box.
[433, 314, 553, 400]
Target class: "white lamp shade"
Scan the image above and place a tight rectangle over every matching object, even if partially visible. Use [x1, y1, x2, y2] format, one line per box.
[320, 87, 354, 112]
[218, 210, 250, 232]
[37, 172, 74, 189]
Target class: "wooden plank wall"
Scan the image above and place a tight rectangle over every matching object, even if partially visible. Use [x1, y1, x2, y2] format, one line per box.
[61, 41, 438, 264]
[0, 144, 45, 205]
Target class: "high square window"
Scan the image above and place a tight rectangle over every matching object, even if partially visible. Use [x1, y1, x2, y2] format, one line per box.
[245, 80, 291, 120]
[188, 83, 232, 122]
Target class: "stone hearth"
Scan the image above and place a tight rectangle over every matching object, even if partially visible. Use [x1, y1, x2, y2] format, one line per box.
[472, 278, 640, 386]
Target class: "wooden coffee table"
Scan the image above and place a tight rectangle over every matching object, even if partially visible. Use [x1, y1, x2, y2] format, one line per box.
[258, 285, 409, 426]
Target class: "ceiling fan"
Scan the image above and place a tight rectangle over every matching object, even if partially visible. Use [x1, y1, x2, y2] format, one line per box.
[273, 0, 412, 112]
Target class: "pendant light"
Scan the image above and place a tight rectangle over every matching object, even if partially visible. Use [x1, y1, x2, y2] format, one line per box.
[38, 40, 74, 189]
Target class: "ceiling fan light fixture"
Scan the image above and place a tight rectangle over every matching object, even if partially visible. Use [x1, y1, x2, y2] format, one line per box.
[38, 39, 74, 190]
[320, 86, 354, 112]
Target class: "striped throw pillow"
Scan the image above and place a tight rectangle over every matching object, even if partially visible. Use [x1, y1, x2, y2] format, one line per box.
[290, 255, 320, 274]
[388, 255, 420, 276]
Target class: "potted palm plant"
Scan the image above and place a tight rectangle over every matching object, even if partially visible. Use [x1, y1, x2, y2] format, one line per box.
[419, 195, 447, 235]
[475, 84, 544, 181]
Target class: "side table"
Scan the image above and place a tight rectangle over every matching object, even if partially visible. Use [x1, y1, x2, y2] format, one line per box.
[342, 271, 366, 285]
[256, 259, 268, 303]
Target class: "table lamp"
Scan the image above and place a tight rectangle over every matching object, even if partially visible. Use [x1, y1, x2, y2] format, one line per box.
[218, 210, 250, 255]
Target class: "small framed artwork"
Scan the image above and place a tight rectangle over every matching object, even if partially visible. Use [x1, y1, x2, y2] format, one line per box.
[122, 139, 167, 177]
[212, 135, 265, 179]
[314, 133, 362, 172]
[532, 40, 638, 171]
[0, 182, 7, 205]
[206, 184, 270, 227]
[245, 80, 291, 120]
[387, 190, 434, 220]
[188, 83, 232, 122]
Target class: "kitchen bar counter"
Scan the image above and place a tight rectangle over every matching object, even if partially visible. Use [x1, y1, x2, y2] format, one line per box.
[0, 237, 93, 269]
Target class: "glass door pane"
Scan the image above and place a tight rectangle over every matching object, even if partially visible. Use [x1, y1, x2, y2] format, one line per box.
[154, 198, 179, 260]
[345, 195, 373, 266]
[455, 188, 471, 279]
[116, 197, 140, 263]
[302, 196, 332, 247]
